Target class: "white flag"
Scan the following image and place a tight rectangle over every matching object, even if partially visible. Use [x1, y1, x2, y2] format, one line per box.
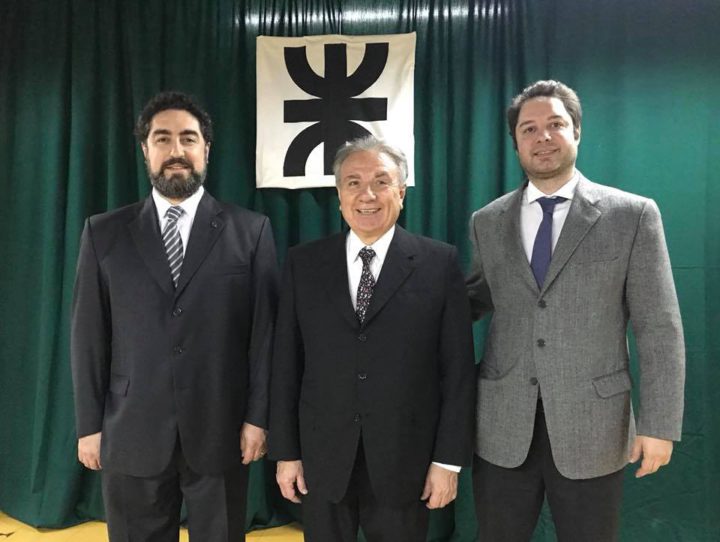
[256, 33, 416, 189]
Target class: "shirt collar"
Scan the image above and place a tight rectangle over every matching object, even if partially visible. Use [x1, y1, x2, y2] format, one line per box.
[152, 185, 205, 221]
[347, 225, 396, 264]
[525, 170, 579, 204]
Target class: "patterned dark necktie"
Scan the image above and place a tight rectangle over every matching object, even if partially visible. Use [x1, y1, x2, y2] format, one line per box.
[356, 247, 376, 324]
[530, 196, 567, 288]
[163, 206, 184, 288]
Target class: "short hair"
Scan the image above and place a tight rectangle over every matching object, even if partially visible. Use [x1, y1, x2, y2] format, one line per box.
[332, 135, 408, 186]
[134, 91, 213, 144]
[507, 80, 582, 148]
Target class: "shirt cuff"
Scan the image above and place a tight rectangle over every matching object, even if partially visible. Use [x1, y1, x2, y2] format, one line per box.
[432, 461, 461, 473]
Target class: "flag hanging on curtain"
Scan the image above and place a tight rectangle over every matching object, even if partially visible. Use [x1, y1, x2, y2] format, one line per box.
[256, 33, 416, 189]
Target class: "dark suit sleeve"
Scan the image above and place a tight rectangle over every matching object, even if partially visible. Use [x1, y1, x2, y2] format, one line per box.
[626, 200, 685, 441]
[71, 219, 111, 438]
[433, 246, 476, 466]
[267, 251, 303, 460]
[466, 210, 494, 320]
[244, 216, 279, 429]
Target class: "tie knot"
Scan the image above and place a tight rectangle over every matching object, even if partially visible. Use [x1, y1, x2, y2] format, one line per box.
[358, 247, 376, 266]
[536, 196, 567, 213]
[166, 206, 183, 222]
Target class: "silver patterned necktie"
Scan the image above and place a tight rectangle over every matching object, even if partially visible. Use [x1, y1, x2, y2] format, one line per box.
[163, 206, 184, 288]
[356, 247, 376, 324]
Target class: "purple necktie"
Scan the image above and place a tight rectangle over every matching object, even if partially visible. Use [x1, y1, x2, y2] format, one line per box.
[356, 247, 376, 324]
[530, 197, 567, 288]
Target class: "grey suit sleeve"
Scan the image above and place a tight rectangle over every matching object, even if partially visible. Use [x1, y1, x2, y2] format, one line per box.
[466, 211, 494, 320]
[244, 217, 279, 429]
[626, 200, 685, 441]
[70, 219, 111, 438]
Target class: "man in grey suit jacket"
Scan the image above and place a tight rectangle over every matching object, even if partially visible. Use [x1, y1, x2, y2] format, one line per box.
[466, 80, 685, 541]
[71, 91, 278, 541]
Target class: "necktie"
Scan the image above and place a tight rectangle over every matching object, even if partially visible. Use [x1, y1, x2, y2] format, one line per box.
[163, 206, 184, 288]
[356, 247, 376, 324]
[530, 196, 567, 288]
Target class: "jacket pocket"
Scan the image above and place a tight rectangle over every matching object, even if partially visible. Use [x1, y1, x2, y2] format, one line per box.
[213, 263, 249, 275]
[109, 373, 130, 396]
[592, 369, 631, 398]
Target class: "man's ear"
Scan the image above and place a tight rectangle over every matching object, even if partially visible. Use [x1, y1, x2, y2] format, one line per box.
[574, 126, 581, 142]
[141, 142, 148, 160]
[205, 143, 211, 162]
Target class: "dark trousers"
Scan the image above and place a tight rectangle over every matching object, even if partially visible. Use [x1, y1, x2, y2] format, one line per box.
[102, 441, 249, 542]
[302, 440, 430, 542]
[473, 401, 624, 542]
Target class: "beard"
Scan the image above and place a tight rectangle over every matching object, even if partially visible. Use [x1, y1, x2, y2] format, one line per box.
[148, 158, 206, 200]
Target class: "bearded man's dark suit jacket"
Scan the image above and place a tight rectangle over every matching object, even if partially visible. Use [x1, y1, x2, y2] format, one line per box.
[269, 226, 475, 505]
[71, 191, 278, 477]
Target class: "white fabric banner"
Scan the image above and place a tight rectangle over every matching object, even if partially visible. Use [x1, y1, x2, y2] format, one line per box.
[256, 33, 416, 189]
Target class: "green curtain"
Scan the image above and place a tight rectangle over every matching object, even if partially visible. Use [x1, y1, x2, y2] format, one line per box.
[1, 0, 717, 540]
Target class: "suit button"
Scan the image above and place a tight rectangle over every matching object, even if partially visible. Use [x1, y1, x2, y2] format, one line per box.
[538, 299, 547, 308]
[358, 373, 367, 380]
[529, 377, 538, 385]
[173, 346, 184, 355]
[210, 220, 219, 228]
[172, 306, 183, 317]
[358, 334, 367, 342]
[354, 413, 361, 422]
[536, 339, 546, 347]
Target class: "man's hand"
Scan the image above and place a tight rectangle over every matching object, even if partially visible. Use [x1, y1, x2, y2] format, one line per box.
[629, 436, 673, 478]
[420, 463, 458, 509]
[78, 432, 102, 470]
[276, 460, 308, 503]
[240, 423, 267, 465]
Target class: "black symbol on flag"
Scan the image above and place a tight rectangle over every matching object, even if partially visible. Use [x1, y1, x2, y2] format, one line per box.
[283, 42, 389, 177]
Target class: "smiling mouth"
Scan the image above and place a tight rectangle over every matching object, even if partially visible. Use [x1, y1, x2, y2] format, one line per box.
[356, 208, 380, 215]
[534, 149, 557, 157]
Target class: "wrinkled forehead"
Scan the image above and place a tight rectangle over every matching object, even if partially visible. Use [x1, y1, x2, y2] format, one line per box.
[341, 150, 399, 177]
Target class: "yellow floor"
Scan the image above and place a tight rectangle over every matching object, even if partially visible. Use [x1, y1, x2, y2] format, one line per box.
[0, 512, 304, 541]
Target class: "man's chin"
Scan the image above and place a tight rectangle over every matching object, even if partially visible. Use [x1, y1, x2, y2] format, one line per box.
[150, 172, 204, 200]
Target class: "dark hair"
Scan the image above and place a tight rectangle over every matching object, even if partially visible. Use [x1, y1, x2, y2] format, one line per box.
[507, 80, 582, 148]
[134, 91, 213, 144]
[332, 135, 408, 187]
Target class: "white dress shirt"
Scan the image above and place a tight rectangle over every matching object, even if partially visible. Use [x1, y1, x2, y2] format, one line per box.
[520, 171, 579, 262]
[152, 186, 205, 255]
[345, 226, 460, 473]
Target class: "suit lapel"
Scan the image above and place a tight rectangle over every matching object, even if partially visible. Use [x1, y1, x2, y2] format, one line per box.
[321, 233, 359, 329]
[503, 188, 539, 293]
[363, 226, 417, 327]
[175, 191, 224, 297]
[129, 197, 175, 297]
[541, 176, 601, 295]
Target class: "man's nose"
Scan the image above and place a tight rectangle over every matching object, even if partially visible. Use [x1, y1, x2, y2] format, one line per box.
[359, 183, 377, 199]
[169, 140, 184, 157]
[536, 129, 551, 142]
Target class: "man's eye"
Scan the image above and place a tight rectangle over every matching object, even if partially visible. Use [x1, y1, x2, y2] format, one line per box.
[376, 179, 390, 186]
[182, 137, 197, 144]
[523, 126, 535, 134]
[346, 180, 359, 187]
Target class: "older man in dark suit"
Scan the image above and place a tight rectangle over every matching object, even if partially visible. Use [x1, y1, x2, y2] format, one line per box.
[71, 91, 278, 542]
[269, 136, 475, 542]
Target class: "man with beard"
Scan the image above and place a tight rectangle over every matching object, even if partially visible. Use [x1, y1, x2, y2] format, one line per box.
[71, 91, 278, 541]
[466, 80, 685, 541]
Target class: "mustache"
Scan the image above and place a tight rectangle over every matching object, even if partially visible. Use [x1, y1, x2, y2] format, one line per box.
[161, 158, 194, 170]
